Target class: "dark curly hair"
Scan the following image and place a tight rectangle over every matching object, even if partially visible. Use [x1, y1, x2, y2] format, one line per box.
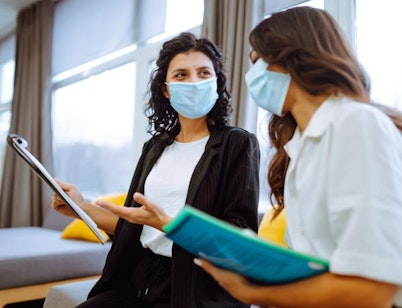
[145, 32, 232, 146]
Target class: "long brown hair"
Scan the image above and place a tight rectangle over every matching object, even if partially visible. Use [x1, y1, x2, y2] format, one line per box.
[249, 7, 370, 219]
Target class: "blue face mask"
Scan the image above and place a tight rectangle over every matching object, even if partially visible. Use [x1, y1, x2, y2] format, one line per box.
[165, 78, 218, 119]
[245, 58, 291, 116]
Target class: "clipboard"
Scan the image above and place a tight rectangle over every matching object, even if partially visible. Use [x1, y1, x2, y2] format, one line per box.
[7, 134, 107, 244]
[164, 206, 329, 284]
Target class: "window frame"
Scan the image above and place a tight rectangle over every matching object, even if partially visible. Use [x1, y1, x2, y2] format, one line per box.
[51, 26, 201, 167]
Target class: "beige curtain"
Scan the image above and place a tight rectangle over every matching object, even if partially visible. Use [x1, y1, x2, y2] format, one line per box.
[202, 0, 264, 131]
[0, 0, 53, 227]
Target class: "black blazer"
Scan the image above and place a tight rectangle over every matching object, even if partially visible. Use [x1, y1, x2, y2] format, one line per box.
[89, 126, 260, 307]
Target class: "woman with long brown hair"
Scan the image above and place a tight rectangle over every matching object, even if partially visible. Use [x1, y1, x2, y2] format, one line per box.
[197, 7, 402, 307]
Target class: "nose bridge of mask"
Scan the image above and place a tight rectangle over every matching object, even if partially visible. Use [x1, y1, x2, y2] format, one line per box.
[245, 58, 290, 116]
[253, 58, 269, 75]
[165, 78, 217, 87]
[245, 58, 270, 98]
[166, 78, 217, 101]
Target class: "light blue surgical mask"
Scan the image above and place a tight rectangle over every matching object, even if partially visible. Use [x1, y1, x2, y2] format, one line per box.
[165, 78, 218, 119]
[245, 58, 291, 116]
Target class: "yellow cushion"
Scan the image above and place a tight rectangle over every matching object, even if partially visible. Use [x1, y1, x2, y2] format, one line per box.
[61, 193, 127, 242]
[258, 207, 287, 247]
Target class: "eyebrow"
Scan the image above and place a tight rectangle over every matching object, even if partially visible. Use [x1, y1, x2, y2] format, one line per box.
[197, 65, 214, 71]
[170, 66, 214, 75]
[170, 68, 186, 74]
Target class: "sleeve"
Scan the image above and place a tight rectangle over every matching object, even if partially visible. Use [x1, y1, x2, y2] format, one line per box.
[327, 107, 402, 285]
[219, 128, 261, 232]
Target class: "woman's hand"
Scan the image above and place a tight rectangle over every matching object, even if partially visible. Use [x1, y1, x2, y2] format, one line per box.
[52, 178, 86, 219]
[95, 192, 172, 231]
[195, 259, 398, 308]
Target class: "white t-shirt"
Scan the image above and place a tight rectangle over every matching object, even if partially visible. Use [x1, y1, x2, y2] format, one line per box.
[284, 96, 402, 306]
[140, 135, 209, 257]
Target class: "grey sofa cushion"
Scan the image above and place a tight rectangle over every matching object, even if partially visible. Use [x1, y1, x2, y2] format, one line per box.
[43, 278, 264, 308]
[43, 279, 97, 308]
[42, 209, 75, 231]
[0, 227, 111, 289]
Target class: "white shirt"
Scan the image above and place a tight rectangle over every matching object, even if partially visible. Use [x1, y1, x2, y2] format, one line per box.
[284, 96, 402, 305]
[140, 135, 209, 257]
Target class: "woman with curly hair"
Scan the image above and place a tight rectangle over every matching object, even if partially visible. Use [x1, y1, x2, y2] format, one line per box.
[52, 32, 260, 307]
[196, 7, 402, 308]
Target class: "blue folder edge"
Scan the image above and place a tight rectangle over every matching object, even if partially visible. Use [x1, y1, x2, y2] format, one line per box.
[163, 206, 329, 284]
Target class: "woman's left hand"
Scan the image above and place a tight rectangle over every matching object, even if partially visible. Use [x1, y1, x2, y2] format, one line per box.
[95, 192, 172, 231]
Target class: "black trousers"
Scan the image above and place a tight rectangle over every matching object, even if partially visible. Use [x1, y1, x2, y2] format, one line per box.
[76, 248, 172, 308]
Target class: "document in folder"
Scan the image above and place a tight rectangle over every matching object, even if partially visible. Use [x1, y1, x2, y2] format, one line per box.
[163, 206, 329, 284]
[7, 134, 107, 244]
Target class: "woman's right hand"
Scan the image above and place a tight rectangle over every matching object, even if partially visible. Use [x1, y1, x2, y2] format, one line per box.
[52, 178, 86, 219]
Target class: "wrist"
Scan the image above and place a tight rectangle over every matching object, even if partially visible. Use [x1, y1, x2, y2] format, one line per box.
[79, 201, 92, 213]
[160, 215, 172, 231]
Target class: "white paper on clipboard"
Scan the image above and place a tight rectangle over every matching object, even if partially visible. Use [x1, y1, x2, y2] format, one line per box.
[7, 134, 107, 244]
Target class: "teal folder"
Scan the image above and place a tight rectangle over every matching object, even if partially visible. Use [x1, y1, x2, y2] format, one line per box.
[163, 206, 329, 284]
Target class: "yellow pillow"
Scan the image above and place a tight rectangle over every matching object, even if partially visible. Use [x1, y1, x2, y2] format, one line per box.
[258, 207, 287, 247]
[61, 193, 127, 242]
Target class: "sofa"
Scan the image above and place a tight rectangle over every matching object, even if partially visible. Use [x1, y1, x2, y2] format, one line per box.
[0, 193, 126, 308]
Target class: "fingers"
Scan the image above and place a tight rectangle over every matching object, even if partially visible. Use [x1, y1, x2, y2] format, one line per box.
[97, 193, 149, 218]
[194, 258, 244, 283]
[194, 258, 228, 288]
[51, 191, 65, 210]
[54, 178, 66, 187]
[133, 192, 160, 213]
[95, 200, 128, 216]
[133, 192, 152, 208]
[133, 193, 172, 227]
[99, 192, 170, 230]
[54, 178, 74, 191]
[194, 258, 217, 276]
[52, 200, 63, 210]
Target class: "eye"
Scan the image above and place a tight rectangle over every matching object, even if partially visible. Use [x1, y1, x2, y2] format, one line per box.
[201, 70, 212, 76]
[173, 72, 187, 80]
[199, 69, 215, 78]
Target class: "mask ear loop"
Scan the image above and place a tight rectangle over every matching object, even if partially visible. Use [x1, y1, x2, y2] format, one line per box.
[162, 82, 170, 99]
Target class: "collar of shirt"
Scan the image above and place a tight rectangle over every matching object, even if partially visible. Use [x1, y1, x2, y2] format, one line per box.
[284, 96, 349, 160]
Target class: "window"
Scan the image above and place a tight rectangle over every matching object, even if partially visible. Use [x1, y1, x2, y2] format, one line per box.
[356, 0, 402, 109]
[165, 0, 203, 34]
[52, 0, 204, 200]
[0, 60, 14, 104]
[0, 59, 15, 182]
[52, 62, 136, 199]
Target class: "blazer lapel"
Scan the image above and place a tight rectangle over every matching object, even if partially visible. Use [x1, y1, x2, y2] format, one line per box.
[185, 128, 224, 205]
[131, 142, 165, 207]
